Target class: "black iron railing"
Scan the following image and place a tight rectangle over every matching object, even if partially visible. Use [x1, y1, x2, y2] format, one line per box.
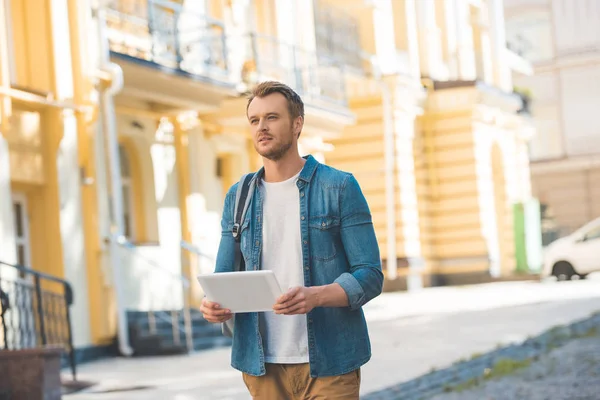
[0, 261, 76, 380]
[241, 33, 349, 106]
[105, 0, 228, 76]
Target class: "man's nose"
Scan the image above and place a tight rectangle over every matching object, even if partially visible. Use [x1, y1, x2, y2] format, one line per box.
[257, 118, 268, 132]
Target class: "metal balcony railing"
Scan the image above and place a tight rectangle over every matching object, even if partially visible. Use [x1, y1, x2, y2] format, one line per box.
[239, 33, 349, 107]
[105, 0, 228, 77]
[0, 260, 76, 380]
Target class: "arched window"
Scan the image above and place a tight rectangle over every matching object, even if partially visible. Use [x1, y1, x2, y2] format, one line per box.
[119, 144, 135, 239]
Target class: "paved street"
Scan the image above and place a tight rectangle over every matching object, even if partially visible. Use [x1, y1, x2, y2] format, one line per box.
[65, 276, 600, 399]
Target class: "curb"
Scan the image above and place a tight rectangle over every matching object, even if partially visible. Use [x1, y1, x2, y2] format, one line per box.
[363, 312, 600, 400]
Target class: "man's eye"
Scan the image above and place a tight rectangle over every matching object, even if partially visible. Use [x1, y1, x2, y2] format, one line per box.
[268, 116, 277, 120]
[250, 119, 258, 124]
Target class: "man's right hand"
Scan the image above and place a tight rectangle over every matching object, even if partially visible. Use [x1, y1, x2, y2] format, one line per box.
[200, 297, 233, 323]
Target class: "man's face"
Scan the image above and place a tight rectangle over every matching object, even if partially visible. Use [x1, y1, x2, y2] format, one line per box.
[247, 93, 302, 161]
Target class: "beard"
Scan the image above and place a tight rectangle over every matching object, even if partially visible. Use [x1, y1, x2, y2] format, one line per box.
[254, 134, 294, 161]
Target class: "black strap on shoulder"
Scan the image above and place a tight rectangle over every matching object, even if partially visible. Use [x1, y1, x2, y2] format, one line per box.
[232, 174, 254, 242]
[232, 173, 254, 272]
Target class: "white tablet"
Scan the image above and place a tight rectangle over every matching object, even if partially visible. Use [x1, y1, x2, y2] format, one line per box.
[197, 270, 283, 313]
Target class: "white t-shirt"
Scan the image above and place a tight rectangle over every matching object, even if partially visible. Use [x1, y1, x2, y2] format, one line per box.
[259, 171, 309, 364]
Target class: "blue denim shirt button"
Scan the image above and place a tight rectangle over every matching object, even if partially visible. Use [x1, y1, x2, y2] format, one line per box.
[301, 215, 305, 220]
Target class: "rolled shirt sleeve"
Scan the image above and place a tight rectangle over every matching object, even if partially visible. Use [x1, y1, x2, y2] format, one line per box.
[335, 174, 384, 310]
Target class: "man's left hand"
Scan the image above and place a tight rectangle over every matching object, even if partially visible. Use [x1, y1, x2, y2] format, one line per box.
[273, 287, 319, 315]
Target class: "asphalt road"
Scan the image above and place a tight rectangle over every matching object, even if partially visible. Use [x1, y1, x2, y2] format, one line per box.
[65, 276, 600, 399]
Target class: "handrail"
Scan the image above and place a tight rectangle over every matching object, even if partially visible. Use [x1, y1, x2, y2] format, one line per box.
[117, 236, 190, 287]
[0, 260, 77, 381]
[0, 261, 74, 304]
[239, 32, 350, 106]
[105, 0, 229, 75]
[180, 240, 215, 262]
[116, 237, 193, 351]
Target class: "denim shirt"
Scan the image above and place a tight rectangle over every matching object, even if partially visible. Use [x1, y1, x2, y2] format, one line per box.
[214, 155, 384, 377]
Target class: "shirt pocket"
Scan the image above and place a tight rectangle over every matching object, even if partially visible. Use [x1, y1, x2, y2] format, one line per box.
[308, 216, 340, 262]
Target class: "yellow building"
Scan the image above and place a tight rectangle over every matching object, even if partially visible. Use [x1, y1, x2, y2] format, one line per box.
[0, 0, 538, 358]
[326, 0, 537, 290]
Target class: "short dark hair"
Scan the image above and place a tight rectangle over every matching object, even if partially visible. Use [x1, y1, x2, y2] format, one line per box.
[246, 81, 305, 120]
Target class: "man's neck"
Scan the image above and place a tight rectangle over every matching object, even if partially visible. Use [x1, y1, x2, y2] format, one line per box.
[262, 151, 306, 183]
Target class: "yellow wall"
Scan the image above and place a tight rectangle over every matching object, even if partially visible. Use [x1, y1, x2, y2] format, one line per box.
[9, 0, 55, 92]
[417, 111, 488, 274]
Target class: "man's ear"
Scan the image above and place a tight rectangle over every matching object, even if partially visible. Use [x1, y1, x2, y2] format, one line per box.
[294, 116, 304, 137]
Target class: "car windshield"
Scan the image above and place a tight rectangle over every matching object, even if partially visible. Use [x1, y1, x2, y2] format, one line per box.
[576, 217, 600, 239]
[583, 225, 600, 241]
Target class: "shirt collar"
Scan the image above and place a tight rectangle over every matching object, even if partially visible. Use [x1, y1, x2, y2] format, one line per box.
[251, 155, 319, 186]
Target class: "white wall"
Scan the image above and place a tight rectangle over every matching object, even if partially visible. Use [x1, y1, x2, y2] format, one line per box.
[112, 114, 185, 311]
[551, 0, 600, 55]
[56, 111, 92, 347]
[188, 129, 223, 295]
[560, 66, 600, 156]
[121, 244, 184, 311]
[186, 127, 250, 302]
[514, 72, 563, 160]
[505, 8, 553, 63]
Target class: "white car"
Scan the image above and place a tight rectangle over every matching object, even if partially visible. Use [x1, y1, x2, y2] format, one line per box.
[542, 217, 600, 280]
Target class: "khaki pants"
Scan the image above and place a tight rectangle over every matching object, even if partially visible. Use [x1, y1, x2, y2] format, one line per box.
[242, 363, 361, 400]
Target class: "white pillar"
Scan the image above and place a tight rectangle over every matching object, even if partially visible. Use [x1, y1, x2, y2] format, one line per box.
[392, 0, 421, 78]
[372, 0, 398, 75]
[392, 105, 424, 290]
[51, 0, 91, 347]
[0, 135, 17, 267]
[56, 109, 92, 348]
[455, 0, 477, 81]
[488, 0, 512, 91]
[438, 0, 459, 79]
[415, 0, 446, 80]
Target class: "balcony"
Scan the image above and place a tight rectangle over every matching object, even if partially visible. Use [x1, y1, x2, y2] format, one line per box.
[235, 33, 349, 109]
[105, 0, 229, 85]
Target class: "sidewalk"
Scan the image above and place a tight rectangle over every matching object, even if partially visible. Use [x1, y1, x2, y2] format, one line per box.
[430, 331, 600, 400]
[64, 277, 600, 399]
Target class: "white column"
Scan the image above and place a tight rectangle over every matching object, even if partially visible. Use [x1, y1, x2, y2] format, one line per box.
[438, 0, 459, 79]
[0, 135, 17, 267]
[392, 0, 421, 77]
[488, 0, 512, 92]
[455, 0, 477, 81]
[404, 0, 421, 78]
[56, 109, 92, 348]
[392, 105, 423, 290]
[415, 0, 445, 80]
[51, 0, 91, 347]
[372, 0, 398, 75]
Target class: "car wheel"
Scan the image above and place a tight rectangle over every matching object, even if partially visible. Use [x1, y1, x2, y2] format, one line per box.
[552, 261, 576, 281]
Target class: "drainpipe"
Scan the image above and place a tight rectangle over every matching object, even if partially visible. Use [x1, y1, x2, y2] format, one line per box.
[94, 3, 133, 357]
[371, 58, 398, 281]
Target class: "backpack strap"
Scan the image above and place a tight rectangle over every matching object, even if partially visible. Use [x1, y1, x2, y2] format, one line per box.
[232, 173, 255, 271]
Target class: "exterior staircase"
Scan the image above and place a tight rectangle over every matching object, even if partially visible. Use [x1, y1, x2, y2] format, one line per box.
[127, 309, 232, 356]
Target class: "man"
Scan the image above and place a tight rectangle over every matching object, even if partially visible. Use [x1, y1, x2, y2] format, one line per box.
[200, 81, 383, 399]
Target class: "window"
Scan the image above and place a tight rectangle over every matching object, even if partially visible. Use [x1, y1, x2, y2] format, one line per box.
[12, 193, 31, 278]
[119, 144, 135, 239]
